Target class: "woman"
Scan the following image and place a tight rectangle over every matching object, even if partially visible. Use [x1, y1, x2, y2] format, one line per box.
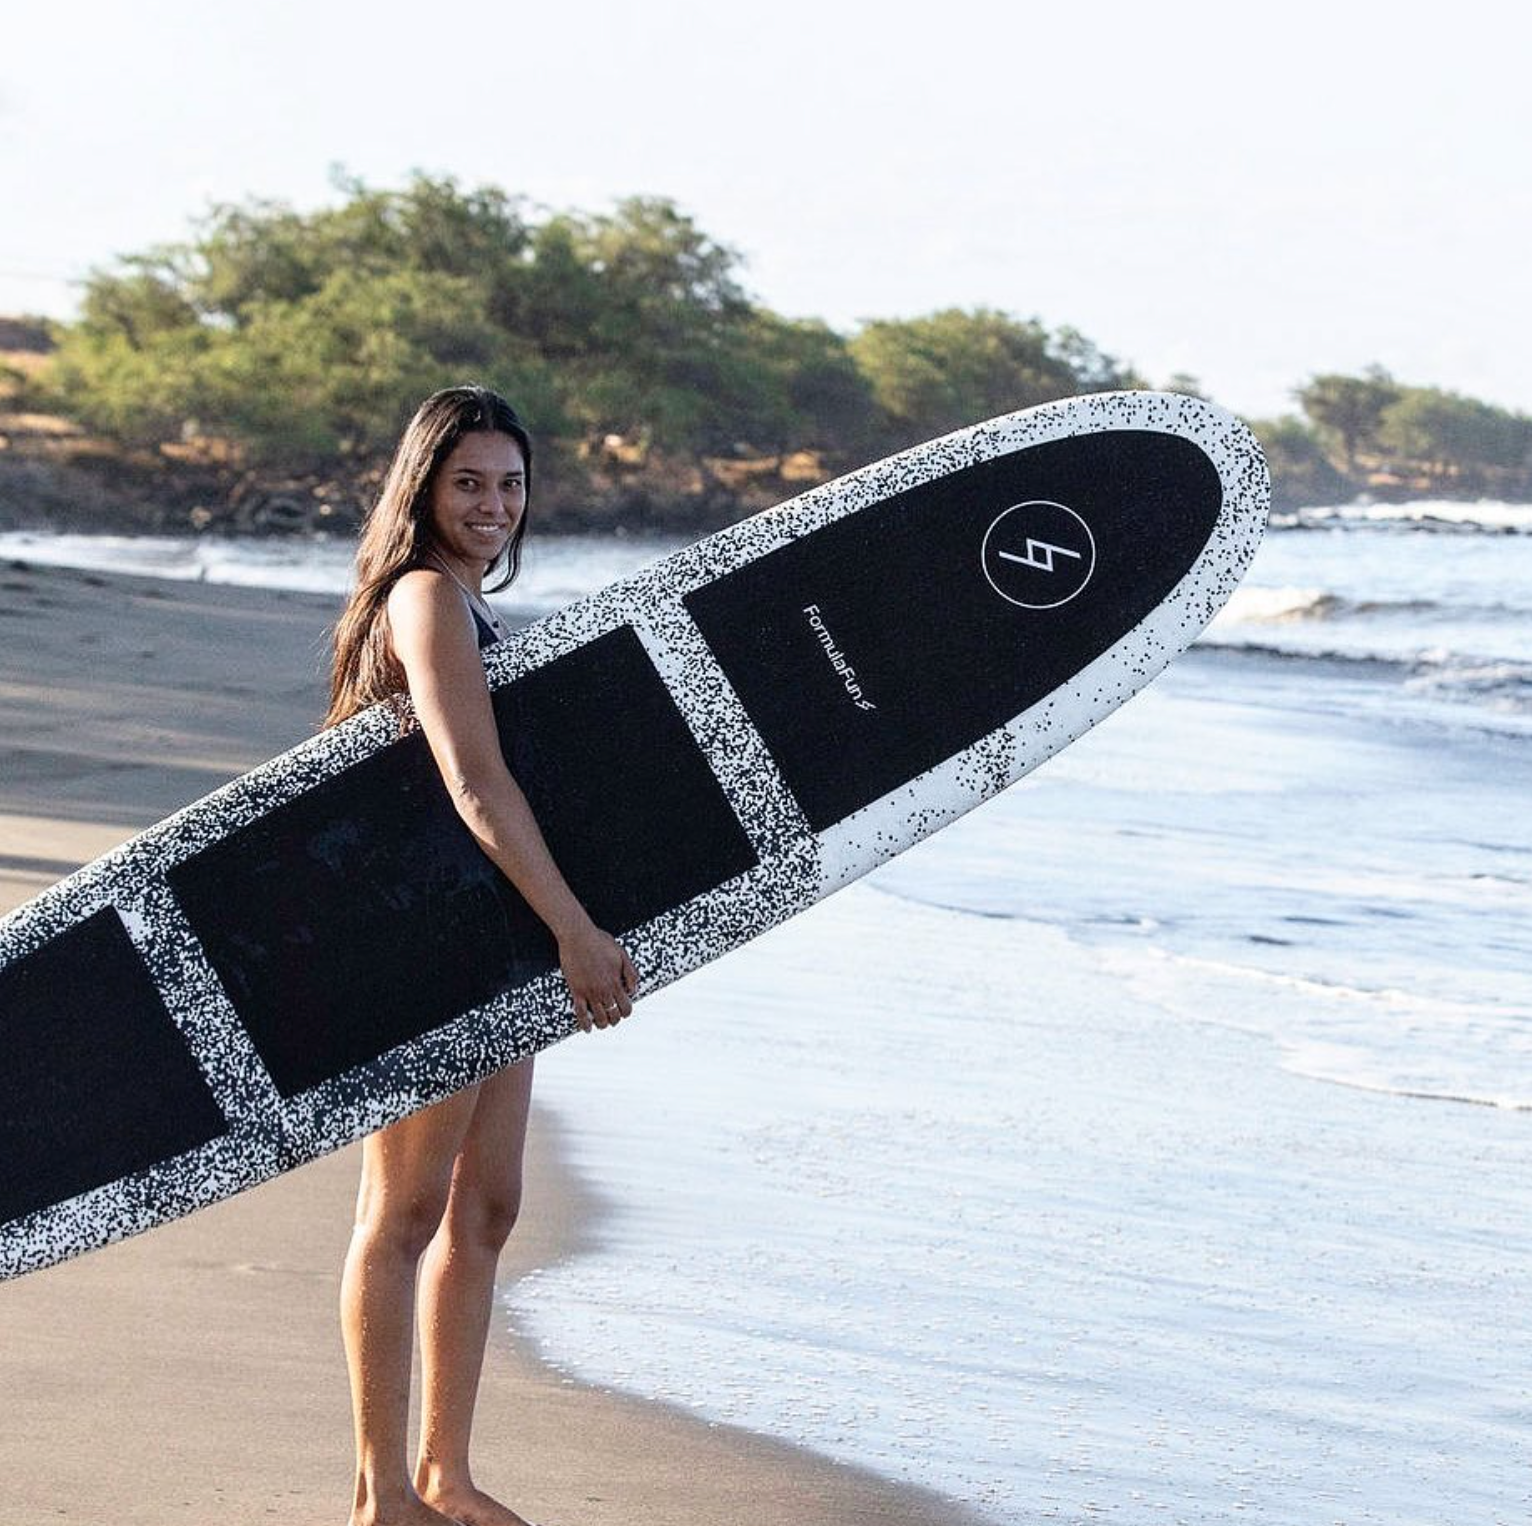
[326, 385, 638, 1526]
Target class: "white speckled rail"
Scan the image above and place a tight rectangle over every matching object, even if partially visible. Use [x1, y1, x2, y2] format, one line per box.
[0, 392, 1268, 1279]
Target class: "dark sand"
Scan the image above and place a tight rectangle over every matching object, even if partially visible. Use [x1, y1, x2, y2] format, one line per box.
[0, 562, 984, 1525]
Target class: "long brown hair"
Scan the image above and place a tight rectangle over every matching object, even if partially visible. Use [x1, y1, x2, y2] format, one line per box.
[325, 385, 532, 728]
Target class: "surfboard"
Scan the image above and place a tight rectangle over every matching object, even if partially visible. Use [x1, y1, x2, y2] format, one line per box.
[0, 391, 1268, 1279]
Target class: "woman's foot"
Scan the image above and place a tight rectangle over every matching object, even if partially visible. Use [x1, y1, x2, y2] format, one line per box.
[349, 1487, 465, 1526]
[416, 1473, 536, 1526]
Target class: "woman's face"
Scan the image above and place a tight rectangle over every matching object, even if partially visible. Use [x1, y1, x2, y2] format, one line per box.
[425, 430, 527, 574]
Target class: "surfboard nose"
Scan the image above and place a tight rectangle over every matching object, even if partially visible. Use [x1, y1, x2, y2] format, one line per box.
[684, 404, 1259, 832]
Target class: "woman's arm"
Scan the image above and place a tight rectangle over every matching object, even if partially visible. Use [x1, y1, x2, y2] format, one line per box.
[386, 569, 638, 1031]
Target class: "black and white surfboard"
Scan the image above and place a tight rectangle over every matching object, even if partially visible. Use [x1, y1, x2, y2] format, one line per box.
[0, 391, 1268, 1278]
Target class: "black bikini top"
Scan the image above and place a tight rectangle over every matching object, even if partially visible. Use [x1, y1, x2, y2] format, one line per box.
[469, 604, 500, 651]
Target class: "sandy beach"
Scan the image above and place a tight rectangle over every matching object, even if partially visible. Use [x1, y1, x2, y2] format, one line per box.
[0, 561, 985, 1526]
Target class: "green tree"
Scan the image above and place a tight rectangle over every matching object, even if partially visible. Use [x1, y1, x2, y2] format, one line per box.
[47, 175, 552, 461]
[188, 174, 534, 320]
[200, 268, 562, 463]
[1295, 366, 1400, 473]
[537, 197, 770, 452]
[1251, 416, 1351, 509]
[728, 312, 880, 456]
[1049, 326, 1145, 393]
[849, 308, 1134, 442]
[1377, 388, 1532, 488]
[45, 264, 211, 445]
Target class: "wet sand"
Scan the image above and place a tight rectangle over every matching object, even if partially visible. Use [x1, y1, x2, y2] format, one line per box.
[0, 561, 983, 1526]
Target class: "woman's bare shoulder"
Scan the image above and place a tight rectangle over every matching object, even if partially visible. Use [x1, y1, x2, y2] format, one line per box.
[387, 567, 458, 624]
[389, 565, 450, 600]
[387, 568, 480, 669]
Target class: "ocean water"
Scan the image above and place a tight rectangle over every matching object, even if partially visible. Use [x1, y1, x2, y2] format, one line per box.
[7, 502, 1531, 1521]
[1212, 499, 1532, 728]
[509, 499, 1531, 1523]
[0, 525, 683, 618]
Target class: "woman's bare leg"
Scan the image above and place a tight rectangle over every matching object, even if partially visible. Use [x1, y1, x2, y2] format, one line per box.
[414, 1058, 536, 1526]
[341, 1085, 482, 1526]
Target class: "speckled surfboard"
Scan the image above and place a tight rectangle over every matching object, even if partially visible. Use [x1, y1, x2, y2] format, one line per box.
[0, 392, 1268, 1279]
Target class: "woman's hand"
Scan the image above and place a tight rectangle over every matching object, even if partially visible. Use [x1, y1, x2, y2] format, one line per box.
[559, 919, 640, 1033]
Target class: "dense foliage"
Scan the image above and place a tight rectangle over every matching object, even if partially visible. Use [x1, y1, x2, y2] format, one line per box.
[848, 310, 1140, 442]
[1266, 368, 1532, 506]
[20, 175, 1532, 526]
[34, 175, 1137, 527]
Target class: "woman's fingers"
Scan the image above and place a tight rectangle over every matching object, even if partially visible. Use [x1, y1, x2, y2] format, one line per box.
[571, 989, 620, 1031]
[588, 985, 631, 1025]
[564, 931, 639, 1033]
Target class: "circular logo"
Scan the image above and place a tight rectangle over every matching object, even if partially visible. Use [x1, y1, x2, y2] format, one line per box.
[980, 500, 1097, 610]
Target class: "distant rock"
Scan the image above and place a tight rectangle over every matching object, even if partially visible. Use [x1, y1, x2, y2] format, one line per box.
[0, 317, 54, 354]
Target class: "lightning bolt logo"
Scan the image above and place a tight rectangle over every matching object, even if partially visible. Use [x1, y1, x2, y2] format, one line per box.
[996, 538, 1084, 575]
[980, 500, 1097, 610]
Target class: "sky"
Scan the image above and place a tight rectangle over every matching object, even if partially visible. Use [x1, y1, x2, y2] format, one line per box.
[2, 0, 1528, 421]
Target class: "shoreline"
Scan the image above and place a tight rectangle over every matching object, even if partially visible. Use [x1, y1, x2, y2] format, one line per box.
[0, 563, 985, 1526]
